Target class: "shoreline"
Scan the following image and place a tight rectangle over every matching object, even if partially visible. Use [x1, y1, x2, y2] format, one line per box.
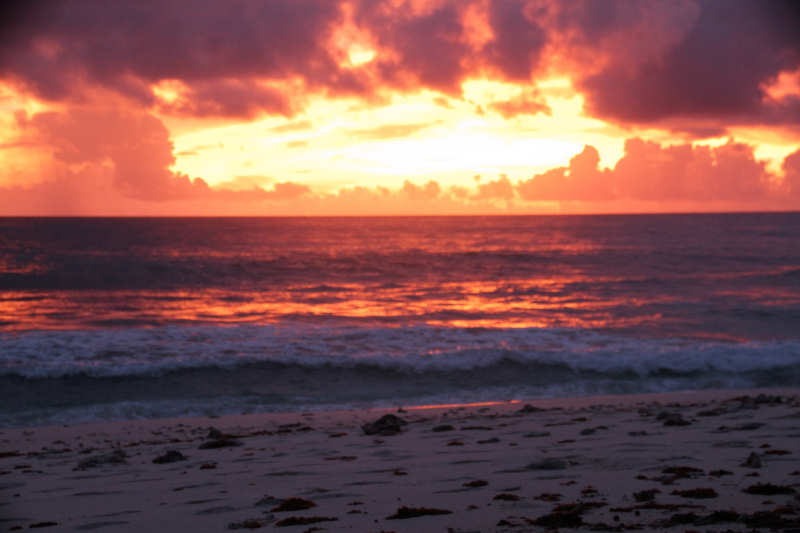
[2, 388, 800, 531]
[6, 386, 798, 432]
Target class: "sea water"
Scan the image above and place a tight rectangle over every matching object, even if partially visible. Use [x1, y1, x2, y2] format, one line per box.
[1, 214, 799, 427]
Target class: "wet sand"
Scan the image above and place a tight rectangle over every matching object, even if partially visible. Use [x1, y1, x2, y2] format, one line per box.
[2, 389, 800, 532]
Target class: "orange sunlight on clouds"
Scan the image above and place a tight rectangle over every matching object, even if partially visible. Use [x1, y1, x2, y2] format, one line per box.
[1, 0, 799, 215]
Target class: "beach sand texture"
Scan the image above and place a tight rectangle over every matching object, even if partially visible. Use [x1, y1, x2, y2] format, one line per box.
[2, 390, 800, 532]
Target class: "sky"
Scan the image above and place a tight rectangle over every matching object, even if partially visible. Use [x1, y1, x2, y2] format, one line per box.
[1, 0, 799, 215]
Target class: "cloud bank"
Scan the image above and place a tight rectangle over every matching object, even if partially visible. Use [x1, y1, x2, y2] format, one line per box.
[2, 0, 798, 132]
[1, 102, 797, 215]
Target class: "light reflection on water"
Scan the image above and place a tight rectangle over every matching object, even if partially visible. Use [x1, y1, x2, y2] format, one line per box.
[1, 214, 799, 341]
[3, 274, 796, 340]
[2, 278, 630, 331]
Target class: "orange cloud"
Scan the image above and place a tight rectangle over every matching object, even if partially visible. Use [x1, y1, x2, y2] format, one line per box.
[615, 139, 770, 202]
[517, 138, 786, 206]
[2, 90, 798, 215]
[349, 121, 440, 140]
[783, 148, 800, 196]
[474, 175, 514, 201]
[2, 95, 798, 216]
[264, 182, 312, 200]
[0, 104, 315, 214]
[18, 106, 209, 201]
[402, 179, 441, 201]
[489, 89, 550, 118]
[517, 145, 613, 202]
[270, 120, 313, 133]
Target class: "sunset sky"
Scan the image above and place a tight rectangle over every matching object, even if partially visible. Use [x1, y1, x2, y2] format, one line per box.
[1, 0, 799, 215]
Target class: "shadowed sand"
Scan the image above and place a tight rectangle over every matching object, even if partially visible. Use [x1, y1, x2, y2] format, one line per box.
[2, 389, 800, 532]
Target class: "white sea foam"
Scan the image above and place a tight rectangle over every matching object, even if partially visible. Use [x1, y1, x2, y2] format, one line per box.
[2, 324, 798, 379]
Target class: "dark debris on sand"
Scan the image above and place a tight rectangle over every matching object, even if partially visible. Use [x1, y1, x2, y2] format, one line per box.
[362, 414, 408, 436]
[671, 487, 718, 499]
[517, 404, 546, 414]
[271, 498, 317, 512]
[633, 489, 659, 502]
[525, 457, 568, 470]
[662, 465, 703, 478]
[532, 501, 606, 528]
[153, 449, 187, 464]
[274, 516, 338, 527]
[656, 411, 691, 426]
[228, 518, 265, 529]
[658, 507, 800, 530]
[715, 422, 765, 432]
[0, 450, 22, 459]
[743, 483, 796, 495]
[386, 506, 452, 519]
[660, 510, 739, 528]
[74, 449, 127, 471]
[198, 427, 243, 449]
[198, 439, 242, 449]
[741, 452, 763, 468]
[726, 394, 785, 409]
[655, 465, 704, 484]
[534, 493, 562, 502]
[744, 509, 800, 529]
[610, 501, 704, 513]
[708, 469, 733, 477]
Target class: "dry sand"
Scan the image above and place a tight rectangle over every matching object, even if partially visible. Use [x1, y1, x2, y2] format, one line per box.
[2, 389, 800, 532]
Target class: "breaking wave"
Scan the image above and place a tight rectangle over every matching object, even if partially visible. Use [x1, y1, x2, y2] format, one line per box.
[2, 324, 798, 427]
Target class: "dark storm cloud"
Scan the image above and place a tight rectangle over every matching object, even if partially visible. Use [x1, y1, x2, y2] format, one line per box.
[353, 0, 472, 94]
[1, 0, 552, 113]
[569, 0, 800, 131]
[482, 0, 548, 81]
[0, 0, 347, 114]
[159, 79, 293, 119]
[352, 0, 550, 92]
[2, 0, 799, 130]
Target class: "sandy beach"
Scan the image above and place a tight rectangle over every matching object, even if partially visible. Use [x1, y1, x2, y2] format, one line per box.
[2, 389, 799, 532]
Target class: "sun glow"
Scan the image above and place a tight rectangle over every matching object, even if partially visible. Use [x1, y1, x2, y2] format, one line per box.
[151, 80, 185, 104]
[167, 75, 626, 192]
[347, 46, 376, 67]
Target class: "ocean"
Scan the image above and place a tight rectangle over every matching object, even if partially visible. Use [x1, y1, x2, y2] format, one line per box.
[1, 214, 799, 427]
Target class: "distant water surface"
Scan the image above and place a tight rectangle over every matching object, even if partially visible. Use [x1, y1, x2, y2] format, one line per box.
[1, 214, 799, 426]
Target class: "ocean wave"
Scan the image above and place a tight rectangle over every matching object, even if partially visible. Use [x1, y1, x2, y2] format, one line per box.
[2, 324, 798, 379]
[2, 324, 799, 427]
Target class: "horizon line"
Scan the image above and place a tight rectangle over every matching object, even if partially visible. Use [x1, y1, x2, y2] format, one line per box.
[2, 209, 799, 219]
